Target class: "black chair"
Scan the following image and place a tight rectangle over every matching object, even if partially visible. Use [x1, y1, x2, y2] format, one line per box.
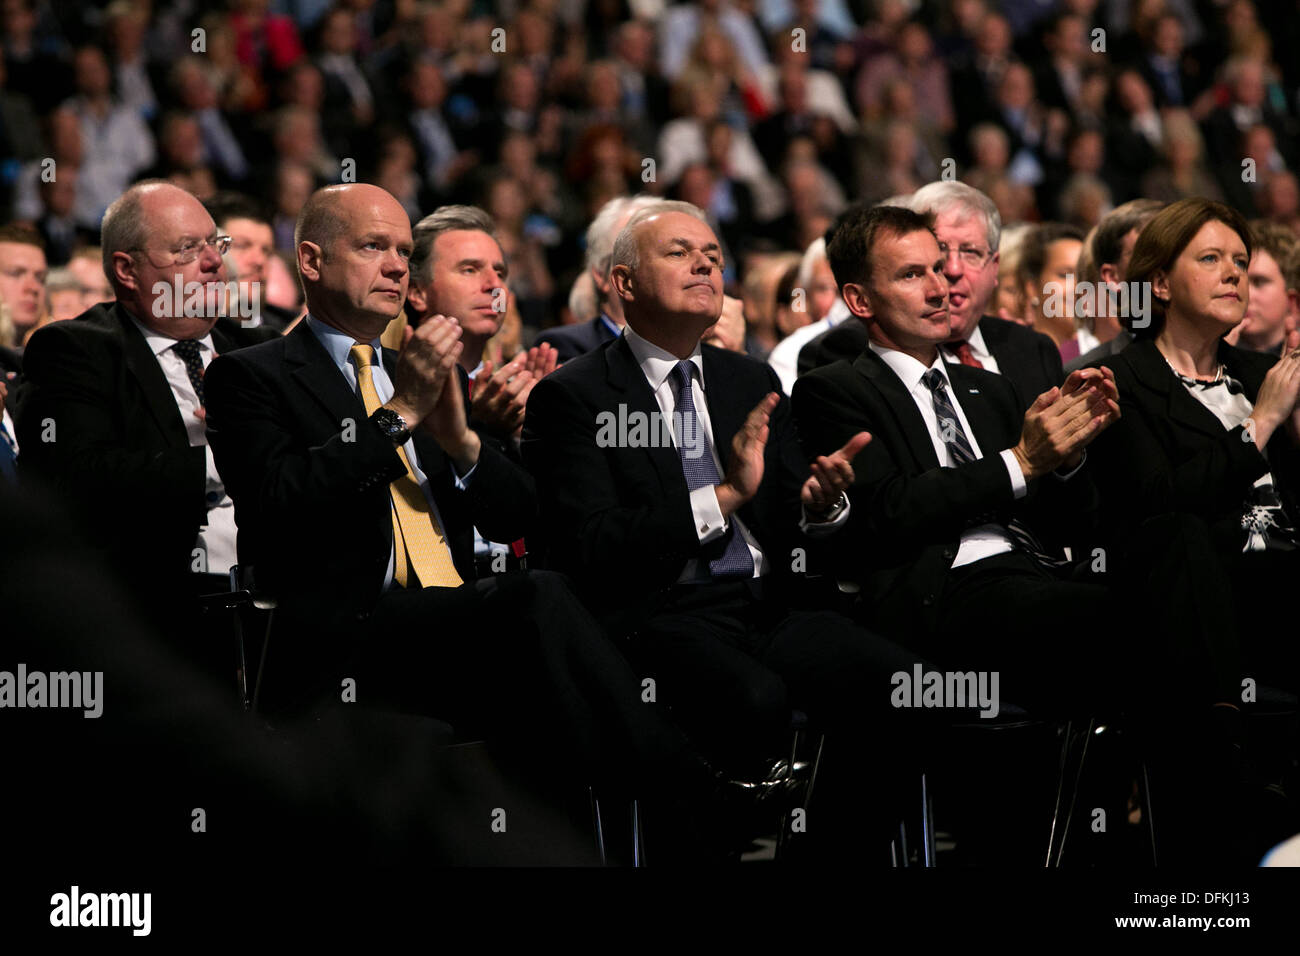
[197, 564, 277, 712]
[894, 705, 1145, 868]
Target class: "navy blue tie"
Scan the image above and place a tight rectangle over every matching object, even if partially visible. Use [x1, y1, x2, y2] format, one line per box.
[0, 420, 16, 481]
[670, 360, 755, 579]
[173, 339, 206, 406]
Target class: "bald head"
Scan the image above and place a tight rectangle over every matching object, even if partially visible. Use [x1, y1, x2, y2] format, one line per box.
[102, 180, 227, 339]
[102, 180, 205, 282]
[295, 184, 413, 340]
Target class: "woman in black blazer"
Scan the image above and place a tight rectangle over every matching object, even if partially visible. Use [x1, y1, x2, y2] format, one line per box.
[1087, 198, 1300, 864]
[1089, 197, 1300, 694]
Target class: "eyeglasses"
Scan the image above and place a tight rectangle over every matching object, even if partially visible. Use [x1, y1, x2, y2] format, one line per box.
[133, 235, 233, 265]
[937, 242, 992, 268]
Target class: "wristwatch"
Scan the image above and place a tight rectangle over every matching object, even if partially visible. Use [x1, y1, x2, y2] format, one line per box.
[370, 406, 411, 445]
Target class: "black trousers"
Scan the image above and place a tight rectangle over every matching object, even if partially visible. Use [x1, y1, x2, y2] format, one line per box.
[623, 579, 926, 767]
[350, 569, 706, 793]
[933, 513, 1245, 717]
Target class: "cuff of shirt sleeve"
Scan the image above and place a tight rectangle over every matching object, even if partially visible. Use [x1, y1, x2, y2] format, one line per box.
[692, 484, 728, 543]
[1000, 448, 1028, 499]
[1052, 448, 1087, 480]
[799, 494, 851, 536]
[453, 461, 477, 489]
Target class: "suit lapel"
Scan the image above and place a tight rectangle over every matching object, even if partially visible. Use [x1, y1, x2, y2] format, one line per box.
[701, 346, 745, 474]
[284, 321, 368, 431]
[1129, 339, 1228, 440]
[114, 306, 190, 446]
[948, 362, 1012, 451]
[852, 348, 940, 471]
[605, 335, 686, 494]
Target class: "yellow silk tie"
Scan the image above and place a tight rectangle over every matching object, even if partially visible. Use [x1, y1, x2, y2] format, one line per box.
[350, 344, 464, 589]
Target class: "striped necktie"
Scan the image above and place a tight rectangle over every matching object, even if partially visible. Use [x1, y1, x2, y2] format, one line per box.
[920, 368, 1067, 568]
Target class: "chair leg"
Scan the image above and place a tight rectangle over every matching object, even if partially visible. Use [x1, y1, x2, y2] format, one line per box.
[921, 771, 937, 867]
[589, 789, 608, 866]
[1139, 760, 1158, 866]
[1046, 718, 1096, 867]
[250, 609, 274, 715]
[631, 799, 646, 867]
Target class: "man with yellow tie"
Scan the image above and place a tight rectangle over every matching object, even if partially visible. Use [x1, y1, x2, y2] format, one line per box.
[205, 185, 714, 818]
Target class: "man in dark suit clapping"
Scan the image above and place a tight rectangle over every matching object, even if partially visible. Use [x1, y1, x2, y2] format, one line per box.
[523, 200, 927, 857]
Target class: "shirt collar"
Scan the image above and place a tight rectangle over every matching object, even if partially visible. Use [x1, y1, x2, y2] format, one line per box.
[624, 324, 704, 393]
[946, 324, 989, 360]
[307, 315, 383, 372]
[869, 340, 950, 394]
[126, 311, 214, 357]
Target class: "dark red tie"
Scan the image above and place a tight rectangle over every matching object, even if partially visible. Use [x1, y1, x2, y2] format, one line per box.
[951, 341, 984, 369]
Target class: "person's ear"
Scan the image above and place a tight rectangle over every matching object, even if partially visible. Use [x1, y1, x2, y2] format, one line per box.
[591, 264, 611, 297]
[110, 251, 138, 292]
[297, 241, 323, 283]
[1151, 269, 1169, 304]
[407, 283, 427, 315]
[1099, 262, 1122, 288]
[841, 282, 873, 321]
[610, 264, 634, 302]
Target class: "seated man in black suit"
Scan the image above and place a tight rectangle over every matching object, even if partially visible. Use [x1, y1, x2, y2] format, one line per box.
[534, 195, 659, 363]
[523, 200, 927, 854]
[204, 184, 714, 816]
[16, 181, 276, 670]
[798, 182, 1063, 410]
[793, 203, 1120, 704]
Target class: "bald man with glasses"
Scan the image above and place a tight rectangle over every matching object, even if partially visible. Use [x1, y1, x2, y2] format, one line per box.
[17, 180, 276, 672]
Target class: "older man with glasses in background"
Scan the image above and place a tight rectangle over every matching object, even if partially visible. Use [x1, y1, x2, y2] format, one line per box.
[16, 180, 276, 676]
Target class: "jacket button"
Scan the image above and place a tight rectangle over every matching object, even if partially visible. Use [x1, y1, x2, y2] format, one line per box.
[922, 596, 933, 607]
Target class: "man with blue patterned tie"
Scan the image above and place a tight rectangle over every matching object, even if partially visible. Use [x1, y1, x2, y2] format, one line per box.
[523, 201, 924, 817]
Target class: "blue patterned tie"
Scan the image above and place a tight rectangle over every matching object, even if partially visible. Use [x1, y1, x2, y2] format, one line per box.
[670, 360, 755, 579]
[920, 368, 1067, 568]
[0, 420, 16, 481]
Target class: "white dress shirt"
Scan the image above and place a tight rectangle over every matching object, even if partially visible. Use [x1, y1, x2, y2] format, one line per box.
[308, 318, 474, 590]
[624, 326, 848, 584]
[466, 361, 511, 561]
[869, 342, 1026, 569]
[128, 315, 237, 576]
[941, 323, 1001, 375]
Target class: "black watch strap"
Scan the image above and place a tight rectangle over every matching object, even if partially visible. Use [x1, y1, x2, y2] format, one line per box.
[370, 407, 411, 445]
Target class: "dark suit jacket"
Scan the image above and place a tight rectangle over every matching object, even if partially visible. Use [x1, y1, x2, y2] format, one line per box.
[798, 315, 1064, 412]
[15, 302, 276, 587]
[522, 335, 826, 633]
[1066, 329, 1132, 374]
[203, 320, 536, 625]
[792, 348, 1097, 639]
[534, 314, 620, 364]
[1087, 337, 1300, 554]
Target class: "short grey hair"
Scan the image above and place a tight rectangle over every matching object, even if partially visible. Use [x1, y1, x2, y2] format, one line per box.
[410, 204, 498, 285]
[906, 181, 1003, 253]
[100, 179, 182, 287]
[585, 194, 661, 280]
[610, 200, 710, 275]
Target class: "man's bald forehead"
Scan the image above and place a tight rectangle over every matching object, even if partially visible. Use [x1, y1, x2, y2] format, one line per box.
[297, 184, 406, 251]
